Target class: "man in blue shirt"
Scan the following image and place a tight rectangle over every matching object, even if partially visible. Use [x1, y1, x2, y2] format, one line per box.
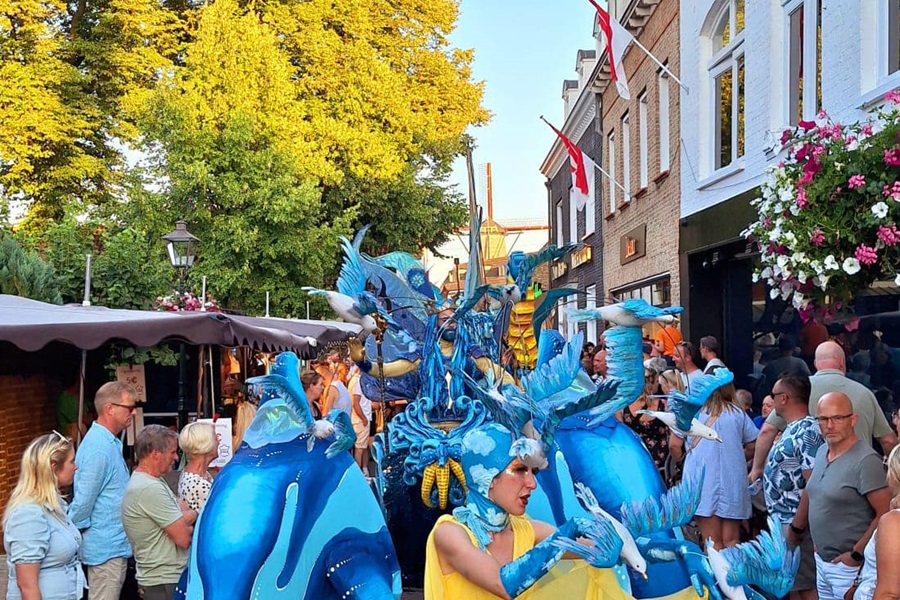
[69, 381, 137, 600]
[763, 374, 823, 600]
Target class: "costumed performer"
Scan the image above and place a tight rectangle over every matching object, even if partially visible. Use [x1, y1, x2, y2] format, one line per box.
[425, 422, 628, 600]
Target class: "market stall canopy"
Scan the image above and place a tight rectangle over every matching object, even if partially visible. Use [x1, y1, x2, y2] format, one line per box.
[235, 316, 361, 347]
[0, 295, 357, 354]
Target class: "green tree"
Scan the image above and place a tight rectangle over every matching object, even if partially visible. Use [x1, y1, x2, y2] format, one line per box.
[0, 230, 62, 303]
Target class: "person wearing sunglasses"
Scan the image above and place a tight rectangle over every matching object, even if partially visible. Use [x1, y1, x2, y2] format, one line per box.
[68, 382, 138, 600]
[788, 392, 891, 600]
[425, 423, 625, 600]
[4, 432, 86, 600]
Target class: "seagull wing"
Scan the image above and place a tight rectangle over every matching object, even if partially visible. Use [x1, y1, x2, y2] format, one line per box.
[323, 410, 356, 459]
[719, 515, 800, 598]
[515, 243, 581, 290]
[620, 298, 684, 320]
[619, 469, 704, 536]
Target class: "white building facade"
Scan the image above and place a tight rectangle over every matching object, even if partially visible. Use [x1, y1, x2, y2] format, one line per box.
[678, 0, 899, 382]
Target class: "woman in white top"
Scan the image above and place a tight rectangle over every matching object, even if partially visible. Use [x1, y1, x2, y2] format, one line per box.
[854, 444, 900, 600]
[178, 422, 218, 512]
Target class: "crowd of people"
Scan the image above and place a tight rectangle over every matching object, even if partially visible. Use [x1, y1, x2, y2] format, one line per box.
[7, 326, 900, 600]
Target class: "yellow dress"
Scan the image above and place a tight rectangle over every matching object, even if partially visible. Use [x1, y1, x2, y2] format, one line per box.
[424, 514, 628, 600]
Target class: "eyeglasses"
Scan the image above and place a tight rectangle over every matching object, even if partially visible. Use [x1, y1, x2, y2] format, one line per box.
[816, 414, 853, 425]
[110, 402, 139, 412]
[772, 392, 789, 402]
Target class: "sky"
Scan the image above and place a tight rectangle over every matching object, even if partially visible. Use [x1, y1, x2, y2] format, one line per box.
[447, 0, 600, 225]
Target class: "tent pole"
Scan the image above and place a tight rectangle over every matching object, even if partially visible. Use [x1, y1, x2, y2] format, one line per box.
[76, 349, 87, 446]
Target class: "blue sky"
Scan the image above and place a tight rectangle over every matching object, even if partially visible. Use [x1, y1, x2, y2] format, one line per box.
[447, 0, 599, 224]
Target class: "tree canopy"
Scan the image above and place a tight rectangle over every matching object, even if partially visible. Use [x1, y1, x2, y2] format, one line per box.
[3, 0, 487, 315]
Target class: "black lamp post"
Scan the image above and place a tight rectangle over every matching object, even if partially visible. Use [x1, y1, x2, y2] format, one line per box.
[162, 220, 200, 431]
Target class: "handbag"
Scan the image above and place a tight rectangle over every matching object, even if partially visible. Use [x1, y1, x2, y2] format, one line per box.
[842, 567, 863, 600]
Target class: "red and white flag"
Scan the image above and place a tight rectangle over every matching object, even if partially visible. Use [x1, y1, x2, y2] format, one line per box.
[544, 119, 595, 210]
[589, 0, 633, 100]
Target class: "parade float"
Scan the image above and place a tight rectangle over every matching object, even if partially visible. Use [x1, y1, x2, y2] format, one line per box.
[185, 216, 801, 600]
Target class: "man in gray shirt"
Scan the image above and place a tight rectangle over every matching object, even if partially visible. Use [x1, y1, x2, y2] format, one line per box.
[788, 392, 890, 600]
[749, 341, 896, 482]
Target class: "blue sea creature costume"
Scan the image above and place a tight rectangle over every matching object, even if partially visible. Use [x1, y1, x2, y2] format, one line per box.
[184, 351, 401, 600]
[298, 224, 794, 600]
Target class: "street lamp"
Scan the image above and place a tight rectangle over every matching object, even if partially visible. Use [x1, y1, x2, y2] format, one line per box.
[162, 220, 200, 431]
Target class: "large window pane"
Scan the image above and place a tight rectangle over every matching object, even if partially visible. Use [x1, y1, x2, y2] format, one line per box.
[737, 55, 745, 159]
[716, 69, 734, 169]
[789, 6, 804, 125]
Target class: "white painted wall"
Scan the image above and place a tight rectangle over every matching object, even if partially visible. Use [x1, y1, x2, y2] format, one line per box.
[680, 0, 900, 218]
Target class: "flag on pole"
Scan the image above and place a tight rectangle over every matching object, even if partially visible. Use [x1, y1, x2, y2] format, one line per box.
[543, 118, 596, 210]
[589, 0, 633, 100]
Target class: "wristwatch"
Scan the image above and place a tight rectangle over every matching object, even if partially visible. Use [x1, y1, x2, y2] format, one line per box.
[789, 523, 806, 535]
[850, 550, 864, 563]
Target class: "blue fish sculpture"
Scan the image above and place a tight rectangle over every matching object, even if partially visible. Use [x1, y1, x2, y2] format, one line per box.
[185, 352, 401, 600]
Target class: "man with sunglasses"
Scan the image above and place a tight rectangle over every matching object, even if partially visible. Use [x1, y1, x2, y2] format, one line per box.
[788, 392, 890, 600]
[69, 381, 138, 600]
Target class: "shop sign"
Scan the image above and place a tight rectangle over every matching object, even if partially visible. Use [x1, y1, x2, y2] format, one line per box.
[551, 260, 568, 280]
[198, 418, 234, 467]
[116, 364, 147, 403]
[571, 246, 592, 269]
[620, 224, 647, 265]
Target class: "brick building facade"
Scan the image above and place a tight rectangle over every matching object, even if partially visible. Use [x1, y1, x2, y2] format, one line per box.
[541, 51, 605, 347]
[596, 0, 681, 315]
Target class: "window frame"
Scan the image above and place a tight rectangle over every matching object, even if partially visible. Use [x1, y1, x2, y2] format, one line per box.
[638, 93, 649, 189]
[658, 70, 670, 173]
[556, 200, 564, 246]
[707, 0, 746, 173]
[569, 189, 578, 244]
[607, 130, 617, 214]
[783, 0, 821, 125]
[621, 112, 631, 201]
[585, 284, 598, 344]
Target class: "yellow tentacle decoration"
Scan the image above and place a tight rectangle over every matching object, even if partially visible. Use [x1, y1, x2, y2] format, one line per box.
[421, 463, 436, 508]
[437, 464, 450, 509]
[449, 459, 468, 497]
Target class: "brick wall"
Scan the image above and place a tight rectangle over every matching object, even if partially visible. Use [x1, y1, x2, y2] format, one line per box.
[599, 0, 682, 307]
[0, 375, 58, 540]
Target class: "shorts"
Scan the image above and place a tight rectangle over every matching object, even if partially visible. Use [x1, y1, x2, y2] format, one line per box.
[352, 416, 369, 449]
[782, 523, 817, 591]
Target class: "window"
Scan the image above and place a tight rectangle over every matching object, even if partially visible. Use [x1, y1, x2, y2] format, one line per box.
[569, 192, 578, 243]
[585, 170, 596, 236]
[556, 201, 563, 246]
[638, 93, 649, 189]
[709, 0, 745, 170]
[557, 302, 567, 338]
[612, 276, 672, 307]
[622, 113, 631, 200]
[585, 285, 598, 344]
[607, 131, 617, 213]
[891, 0, 900, 75]
[658, 71, 670, 172]
[787, 0, 822, 124]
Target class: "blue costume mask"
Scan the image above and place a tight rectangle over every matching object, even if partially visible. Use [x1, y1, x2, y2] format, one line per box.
[452, 423, 520, 550]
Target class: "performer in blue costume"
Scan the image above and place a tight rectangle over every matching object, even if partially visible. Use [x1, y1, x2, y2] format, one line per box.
[184, 352, 401, 600]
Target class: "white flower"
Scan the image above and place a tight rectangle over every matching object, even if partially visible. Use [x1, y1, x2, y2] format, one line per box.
[846, 139, 859, 151]
[777, 255, 790, 269]
[783, 231, 797, 245]
[797, 270, 808, 284]
[778, 187, 795, 203]
[814, 274, 830, 289]
[896, 273, 900, 287]
[792, 252, 807, 264]
[824, 255, 840, 270]
[761, 267, 772, 279]
[809, 260, 823, 275]
[770, 288, 781, 300]
[872, 201, 889, 219]
[843, 257, 861, 275]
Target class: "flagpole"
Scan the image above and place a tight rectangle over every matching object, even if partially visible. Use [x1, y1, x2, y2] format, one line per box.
[629, 37, 689, 93]
[591, 161, 632, 202]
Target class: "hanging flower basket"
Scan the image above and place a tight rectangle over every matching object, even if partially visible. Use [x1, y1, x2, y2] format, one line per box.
[154, 290, 221, 312]
[744, 91, 900, 323]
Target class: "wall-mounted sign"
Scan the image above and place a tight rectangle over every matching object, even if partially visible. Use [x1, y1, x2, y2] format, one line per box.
[570, 246, 592, 269]
[620, 224, 647, 265]
[551, 260, 568, 280]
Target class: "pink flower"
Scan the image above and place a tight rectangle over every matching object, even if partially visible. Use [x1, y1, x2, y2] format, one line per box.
[817, 109, 828, 119]
[885, 148, 900, 166]
[861, 123, 874, 136]
[855, 244, 879, 265]
[799, 119, 817, 131]
[848, 174, 866, 189]
[886, 89, 900, 104]
[797, 187, 809, 209]
[810, 228, 825, 246]
[781, 129, 792, 145]
[878, 225, 900, 246]
[883, 182, 900, 200]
